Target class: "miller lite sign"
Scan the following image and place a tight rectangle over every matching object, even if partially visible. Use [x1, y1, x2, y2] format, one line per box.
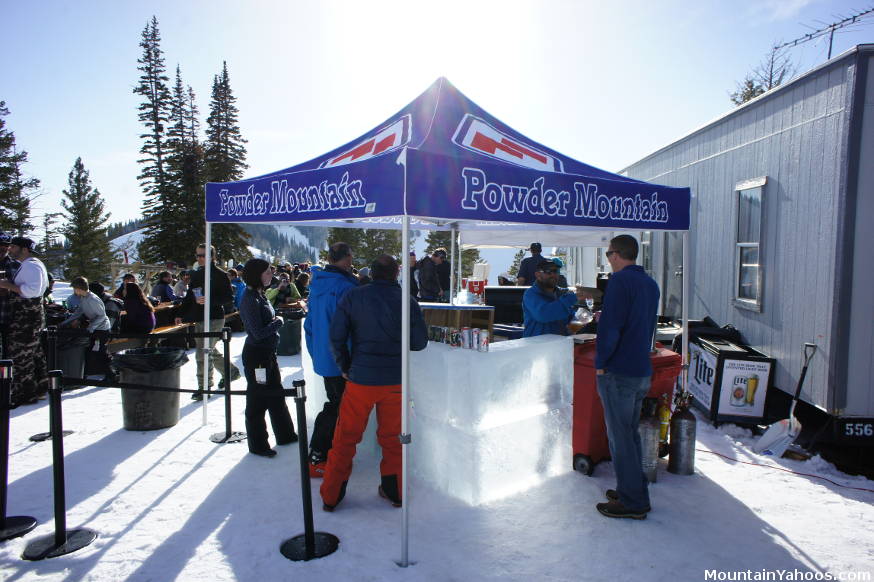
[319, 114, 411, 169]
[452, 114, 563, 173]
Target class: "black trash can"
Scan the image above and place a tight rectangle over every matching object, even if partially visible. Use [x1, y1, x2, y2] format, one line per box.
[56, 335, 89, 384]
[112, 347, 189, 431]
[276, 309, 304, 356]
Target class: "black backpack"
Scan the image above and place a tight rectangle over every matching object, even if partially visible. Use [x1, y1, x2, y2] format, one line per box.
[104, 297, 124, 333]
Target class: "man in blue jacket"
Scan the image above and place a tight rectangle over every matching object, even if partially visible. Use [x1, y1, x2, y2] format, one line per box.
[304, 242, 359, 476]
[320, 254, 428, 511]
[522, 259, 588, 337]
[595, 235, 660, 520]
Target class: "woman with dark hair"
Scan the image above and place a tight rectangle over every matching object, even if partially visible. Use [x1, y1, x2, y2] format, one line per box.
[150, 270, 180, 303]
[119, 282, 156, 334]
[239, 258, 297, 457]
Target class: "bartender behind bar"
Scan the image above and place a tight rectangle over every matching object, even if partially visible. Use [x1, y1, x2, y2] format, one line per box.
[522, 259, 589, 337]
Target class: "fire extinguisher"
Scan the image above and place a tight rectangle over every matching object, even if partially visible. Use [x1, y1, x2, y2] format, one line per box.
[668, 392, 696, 475]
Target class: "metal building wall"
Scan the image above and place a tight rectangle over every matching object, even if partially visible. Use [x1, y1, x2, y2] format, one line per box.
[623, 52, 861, 412]
[844, 54, 874, 417]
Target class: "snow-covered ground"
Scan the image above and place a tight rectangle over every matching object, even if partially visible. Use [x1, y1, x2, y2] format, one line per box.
[2, 334, 872, 581]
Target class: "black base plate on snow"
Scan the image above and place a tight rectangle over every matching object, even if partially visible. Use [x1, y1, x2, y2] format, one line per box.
[280, 532, 339, 561]
[0, 516, 38, 541]
[21, 528, 98, 560]
[209, 431, 247, 444]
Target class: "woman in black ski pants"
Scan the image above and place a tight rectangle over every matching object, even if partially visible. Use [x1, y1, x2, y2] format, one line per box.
[239, 258, 297, 457]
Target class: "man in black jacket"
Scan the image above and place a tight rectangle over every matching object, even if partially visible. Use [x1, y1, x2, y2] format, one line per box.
[416, 248, 446, 301]
[177, 243, 240, 399]
[320, 254, 428, 511]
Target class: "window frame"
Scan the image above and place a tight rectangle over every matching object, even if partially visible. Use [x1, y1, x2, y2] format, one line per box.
[733, 177, 767, 312]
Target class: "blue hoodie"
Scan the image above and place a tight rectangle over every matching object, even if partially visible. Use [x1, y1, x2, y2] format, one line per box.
[304, 265, 359, 377]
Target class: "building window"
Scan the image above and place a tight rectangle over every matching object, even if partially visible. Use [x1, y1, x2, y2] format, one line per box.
[734, 177, 766, 312]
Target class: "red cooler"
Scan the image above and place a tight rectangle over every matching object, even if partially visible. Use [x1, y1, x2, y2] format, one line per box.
[571, 340, 682, 475]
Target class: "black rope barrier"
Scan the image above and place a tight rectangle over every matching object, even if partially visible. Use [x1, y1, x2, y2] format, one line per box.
[22, 371, 98, 560]
[57, 377, 295, 398]
[42, 325, 250, 446]
[0, 359, 38, 541]
[280, 379, 339, 561]
[45, 326, 228, 340]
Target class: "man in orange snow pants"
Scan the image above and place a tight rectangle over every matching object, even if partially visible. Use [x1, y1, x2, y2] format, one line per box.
[320, 254, 428, 511]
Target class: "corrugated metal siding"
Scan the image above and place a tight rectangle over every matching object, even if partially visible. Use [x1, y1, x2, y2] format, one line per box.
[846, 55, 874, 417]
[624, 59, 854, 411]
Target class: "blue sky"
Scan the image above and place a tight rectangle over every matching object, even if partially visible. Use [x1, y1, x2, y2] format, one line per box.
[3, 0, 872, 237]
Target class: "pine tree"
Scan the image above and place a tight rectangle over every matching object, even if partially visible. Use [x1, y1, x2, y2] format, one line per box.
[424, 230, 480, 277]
[134, 16, 174, 263]
[321, 227, 408, 269]
[203, 61, 251, 264]
[40, 212, 65, 275]
[0, 101, 40, 235]
[61, 157, 114, 282]
[507, 249, 526, 277]
[730, 45, 795, 106]
[164, 65, 206, 263]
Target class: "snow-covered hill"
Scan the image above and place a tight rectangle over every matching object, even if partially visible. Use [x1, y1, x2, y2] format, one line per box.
[109, 227, 147, 263]
[109, 225, 320, 265]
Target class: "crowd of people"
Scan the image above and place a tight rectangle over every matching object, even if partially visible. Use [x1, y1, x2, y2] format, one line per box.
[1, 229, 658, 520]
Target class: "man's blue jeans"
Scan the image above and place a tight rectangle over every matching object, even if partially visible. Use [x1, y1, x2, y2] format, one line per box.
[596, 372, 651, 511]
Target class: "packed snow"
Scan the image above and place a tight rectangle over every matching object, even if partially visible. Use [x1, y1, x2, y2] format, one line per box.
[2, 333, 872, 581]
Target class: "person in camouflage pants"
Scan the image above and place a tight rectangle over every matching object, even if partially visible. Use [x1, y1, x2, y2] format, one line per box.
[0, 237, 49, 406]
[7, 294, 47, 405]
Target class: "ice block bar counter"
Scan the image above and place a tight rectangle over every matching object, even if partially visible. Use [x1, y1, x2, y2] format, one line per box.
[301, 293, 680, 507]
[408, 294, 681, 506]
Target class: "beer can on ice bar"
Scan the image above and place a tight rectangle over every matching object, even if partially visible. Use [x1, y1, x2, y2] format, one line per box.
[461, 327, 472, 349]
[478, 329, 490, 352]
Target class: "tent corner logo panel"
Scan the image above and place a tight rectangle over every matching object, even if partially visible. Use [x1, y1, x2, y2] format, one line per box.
[452, 114, 563, 173]
[319, 114, 412, 169]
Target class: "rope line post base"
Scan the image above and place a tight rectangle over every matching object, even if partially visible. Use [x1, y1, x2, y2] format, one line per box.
[21, 528, 97, 561]
[280, 379, 339, 561]
[209, 431, 247, 444]
[29, 431, 73, 443]
[0, 360, 37, 541]
[22, 371, 97, 561]
[211, 327, 246, 445]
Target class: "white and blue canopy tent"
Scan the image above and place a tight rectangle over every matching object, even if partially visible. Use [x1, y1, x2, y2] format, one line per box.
[201, 77, 692, 565]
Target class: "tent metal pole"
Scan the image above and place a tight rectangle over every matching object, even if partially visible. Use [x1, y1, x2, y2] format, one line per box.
[456, 231, 463, 296]
[449, 227, 456, 304]
[681, 231, 690, 396]
[202, 222, 212, 426]
[400, 214, 411, 567]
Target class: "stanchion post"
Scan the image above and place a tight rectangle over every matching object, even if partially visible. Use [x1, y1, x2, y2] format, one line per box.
[280, 379, 339, 561]
[30, 329, 73, 442]
[210, 327, 245, 444]
[22, 371, 97, 560]
[46, 326, 58, 372]
[0, 359, 37, 541]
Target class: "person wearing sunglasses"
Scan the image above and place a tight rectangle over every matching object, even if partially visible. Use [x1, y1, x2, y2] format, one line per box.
[177, 243, 241, 400]
[594, 235, 660, 520]
[521, 259, 589, 338]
